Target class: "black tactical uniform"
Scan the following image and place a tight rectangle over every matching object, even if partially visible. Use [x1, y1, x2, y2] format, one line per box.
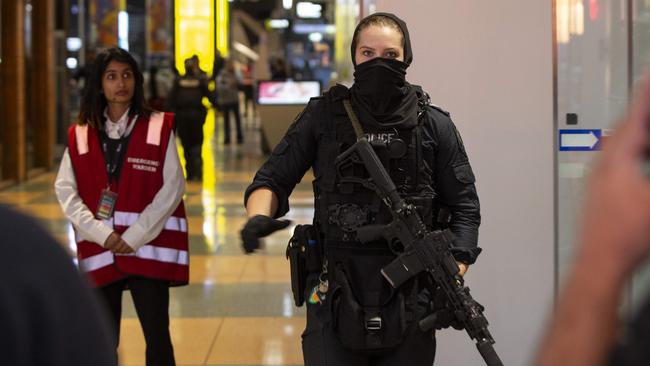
[166, 70, 214, 181]
[243, 13, 480, 366]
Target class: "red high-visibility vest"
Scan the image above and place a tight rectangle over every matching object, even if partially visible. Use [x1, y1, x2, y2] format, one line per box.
[67, 112, 189, 287]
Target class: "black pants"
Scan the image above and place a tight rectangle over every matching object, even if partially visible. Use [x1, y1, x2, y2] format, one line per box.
[98, 277, 175, 366]
[241, 84, 255, 116]
[175, 109, 206, 180]
[221, 102, 243, 143]
[302, 298, 436, 366]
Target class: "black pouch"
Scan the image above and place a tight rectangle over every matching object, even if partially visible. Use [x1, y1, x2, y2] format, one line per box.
[286, 224, 320, 307]
[330, 264, 416, 351]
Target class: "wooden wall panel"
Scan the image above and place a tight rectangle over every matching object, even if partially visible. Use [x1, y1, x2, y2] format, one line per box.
[1, 0, 26, 181]
[32, 0, 56, 170]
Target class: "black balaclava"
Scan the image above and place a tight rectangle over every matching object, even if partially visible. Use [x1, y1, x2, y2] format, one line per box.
[349, 12, 418, 128]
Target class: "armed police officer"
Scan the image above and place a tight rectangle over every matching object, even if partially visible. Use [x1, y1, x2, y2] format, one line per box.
[241, 13, 481, 365]
[166, 57, 215, 181]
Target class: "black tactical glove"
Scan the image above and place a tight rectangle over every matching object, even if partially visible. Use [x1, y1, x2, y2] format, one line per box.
[433, 287, 464, 330]
[240, 215, 292, 254]
[431, 307, 464, 331]
[419, 287, 464, 332]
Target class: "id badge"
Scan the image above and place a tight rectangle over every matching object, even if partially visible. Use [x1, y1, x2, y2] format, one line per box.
[96, 189, 118, 220]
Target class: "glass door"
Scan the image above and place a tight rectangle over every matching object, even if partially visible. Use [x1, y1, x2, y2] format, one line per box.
[555, 0, 630, 286]
[556, 0, 650, 312]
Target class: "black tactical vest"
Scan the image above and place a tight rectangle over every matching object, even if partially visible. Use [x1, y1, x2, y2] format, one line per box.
[310, 85, 437, 350]
[313, 85, 436, 253]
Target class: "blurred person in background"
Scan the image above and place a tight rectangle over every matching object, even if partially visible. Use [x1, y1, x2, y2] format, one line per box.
[55, 46, 189, 366]
[216, 58, 244, 145]
[270, 57, 289, 80]
[71, 49, 97, 97]
[240, 60, 257, 121]
[535, 75, 650, 366]
[147, 65, 165, 111]
[211, 49, 226, 84]
[147, 59, 175, 112]
[167, 57, 215, 181]
[189, 54, 208, 81]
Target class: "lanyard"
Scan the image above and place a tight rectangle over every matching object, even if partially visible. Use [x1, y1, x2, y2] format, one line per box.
[100, 115, 136, 185]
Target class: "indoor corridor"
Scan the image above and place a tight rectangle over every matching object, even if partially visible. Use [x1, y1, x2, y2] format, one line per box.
[0, 110, 314, 366]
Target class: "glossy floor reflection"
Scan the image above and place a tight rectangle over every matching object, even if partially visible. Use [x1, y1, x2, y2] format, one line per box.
[0, 110, 313, 366]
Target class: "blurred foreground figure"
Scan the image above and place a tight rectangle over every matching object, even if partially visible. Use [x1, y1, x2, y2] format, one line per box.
[0, 205, 116, 366]
[535, 76, 650, 366]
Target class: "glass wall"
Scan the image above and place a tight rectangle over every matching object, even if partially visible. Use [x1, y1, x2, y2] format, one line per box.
[556, 0, 650, 310]
[556, 0, 629, 285]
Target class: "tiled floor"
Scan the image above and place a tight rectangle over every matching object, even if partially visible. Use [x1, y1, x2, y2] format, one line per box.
[0, 110, 312, 366]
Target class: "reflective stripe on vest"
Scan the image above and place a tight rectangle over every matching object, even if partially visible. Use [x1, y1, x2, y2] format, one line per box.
[74, 112, 164, 154]
[80, 251, 114, 272]
[75, 211, 187, 242]
[80, 244, 189, 272]
[75, 124, 89, 155]
[112, 211, 187, 232]
[146, 112, 164, 146]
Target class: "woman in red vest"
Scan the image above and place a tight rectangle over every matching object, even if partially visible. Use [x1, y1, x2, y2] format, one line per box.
[55, 47, 189, 366]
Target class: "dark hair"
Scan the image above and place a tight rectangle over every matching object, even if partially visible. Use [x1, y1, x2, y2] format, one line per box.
[351, 14, 404, 63]
[78, 47, 150, 127]
[184, 58, 195, 76]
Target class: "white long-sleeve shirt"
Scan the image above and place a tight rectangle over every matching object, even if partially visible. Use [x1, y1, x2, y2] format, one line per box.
[55, 119, 185, 251]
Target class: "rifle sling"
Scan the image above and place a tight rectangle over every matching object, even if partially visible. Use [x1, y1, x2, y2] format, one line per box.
[342, 99, 365, 139]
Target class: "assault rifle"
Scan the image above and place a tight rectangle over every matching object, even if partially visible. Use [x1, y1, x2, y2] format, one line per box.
[335, 137, 503, 366]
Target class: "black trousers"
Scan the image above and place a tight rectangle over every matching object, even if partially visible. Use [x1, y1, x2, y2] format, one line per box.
[302, 298, 436, 366]
[175, 109, 206, 180]
[98, 276, 175, 366]
[220, 102, 243, 143]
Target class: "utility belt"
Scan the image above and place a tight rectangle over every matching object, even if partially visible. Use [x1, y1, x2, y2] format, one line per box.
[286, 223, 422, 352]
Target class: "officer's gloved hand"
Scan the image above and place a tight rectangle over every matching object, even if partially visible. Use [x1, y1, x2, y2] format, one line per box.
[430, 289, 464, 331]
[432, 307, 464, 331]
[240, 215, 292, 254]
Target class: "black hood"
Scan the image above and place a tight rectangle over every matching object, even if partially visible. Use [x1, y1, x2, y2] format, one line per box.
[350, 12, 413, 67]
[348, 13, 419, 129]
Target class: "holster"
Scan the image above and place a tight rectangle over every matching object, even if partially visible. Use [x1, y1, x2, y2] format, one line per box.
[286, 224, 320, 307]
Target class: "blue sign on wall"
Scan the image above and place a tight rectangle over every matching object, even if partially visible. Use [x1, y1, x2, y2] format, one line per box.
[559, 129, 602, 151]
